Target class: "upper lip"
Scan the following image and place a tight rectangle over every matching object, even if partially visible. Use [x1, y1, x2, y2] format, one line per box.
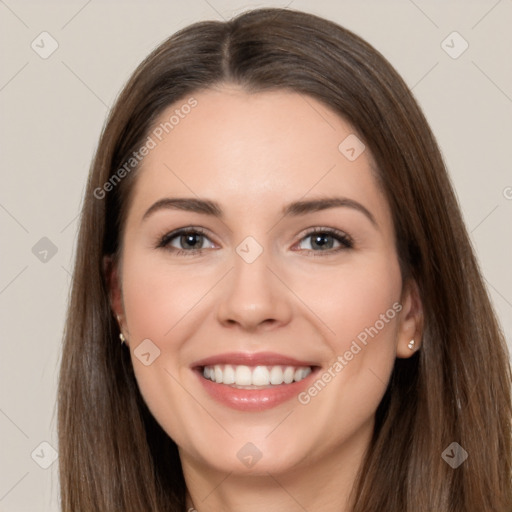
[191, 351, 319, 368]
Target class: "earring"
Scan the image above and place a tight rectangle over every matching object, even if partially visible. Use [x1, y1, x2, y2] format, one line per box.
[116, 315, 126, 345]
[407, 339, 415, 350]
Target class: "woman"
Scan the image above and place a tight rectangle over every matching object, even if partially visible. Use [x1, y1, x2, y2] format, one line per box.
[57, 7, 512, 511]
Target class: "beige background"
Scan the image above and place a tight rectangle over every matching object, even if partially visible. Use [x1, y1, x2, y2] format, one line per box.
[1, 0, 511, 510]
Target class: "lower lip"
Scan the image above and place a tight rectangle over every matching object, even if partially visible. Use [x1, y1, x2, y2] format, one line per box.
[194, 368, 319, 411]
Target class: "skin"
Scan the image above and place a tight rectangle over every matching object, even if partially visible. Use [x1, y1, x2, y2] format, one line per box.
[108, 85, 423, 512]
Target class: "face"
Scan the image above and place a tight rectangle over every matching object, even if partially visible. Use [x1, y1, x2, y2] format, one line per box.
[109, 85, 421, 479]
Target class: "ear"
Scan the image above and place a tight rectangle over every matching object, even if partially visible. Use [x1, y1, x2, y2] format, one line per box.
[396, 278, 424, 358]
[103, 255, 127, 335]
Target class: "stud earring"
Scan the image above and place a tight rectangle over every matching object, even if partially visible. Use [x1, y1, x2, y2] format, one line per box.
[116, 315, 127, 345]
[407, 339, 415, 350]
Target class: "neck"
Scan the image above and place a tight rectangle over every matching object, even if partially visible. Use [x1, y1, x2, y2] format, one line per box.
[182, 417, 373, 512]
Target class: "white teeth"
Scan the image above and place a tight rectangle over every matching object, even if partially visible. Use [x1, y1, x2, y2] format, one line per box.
[283, 366, 295, 384]
[235, 365, 252, 385]
[269, 366, 284, 385]
[223, 364, 235, 384]
[252, 366, 270, 386]
[202, 364, 312, 387]
[294, 367, 310, 381]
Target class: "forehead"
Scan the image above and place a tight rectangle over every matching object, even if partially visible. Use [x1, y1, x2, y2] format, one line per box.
[126, 86, 391, 229]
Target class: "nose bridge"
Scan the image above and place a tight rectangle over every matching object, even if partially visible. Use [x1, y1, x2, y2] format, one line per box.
[234, 236, 271, 295]
[215, 233, 292, 329]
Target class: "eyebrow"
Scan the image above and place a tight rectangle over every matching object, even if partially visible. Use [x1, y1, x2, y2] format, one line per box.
[142, 196, 377, 227]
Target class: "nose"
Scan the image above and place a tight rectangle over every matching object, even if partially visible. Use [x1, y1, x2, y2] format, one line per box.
[216, 245, 293, 332]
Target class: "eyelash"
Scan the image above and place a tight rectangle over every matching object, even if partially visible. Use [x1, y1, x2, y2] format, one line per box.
[156, 226, 354, 257]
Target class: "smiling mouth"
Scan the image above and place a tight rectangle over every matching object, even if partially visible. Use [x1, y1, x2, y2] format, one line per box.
[200, 364, 315, 388]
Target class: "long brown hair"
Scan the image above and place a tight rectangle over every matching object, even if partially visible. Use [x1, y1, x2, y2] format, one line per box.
[58, 8, 512, 511]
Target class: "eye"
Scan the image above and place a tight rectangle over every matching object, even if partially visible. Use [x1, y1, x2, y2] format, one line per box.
[294, 228, 353, 255]
[156, 226, 353, 257]
[156, 227, 216, 256]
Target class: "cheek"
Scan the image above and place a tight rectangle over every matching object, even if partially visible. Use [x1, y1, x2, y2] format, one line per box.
[289, 252, 402, 352]
[119, 250, 215, 443]
[121, 249, 216, 343]
[120, 249, 224, 422]
[294, 255, 402, 431]
[335, 268, 401, 349]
